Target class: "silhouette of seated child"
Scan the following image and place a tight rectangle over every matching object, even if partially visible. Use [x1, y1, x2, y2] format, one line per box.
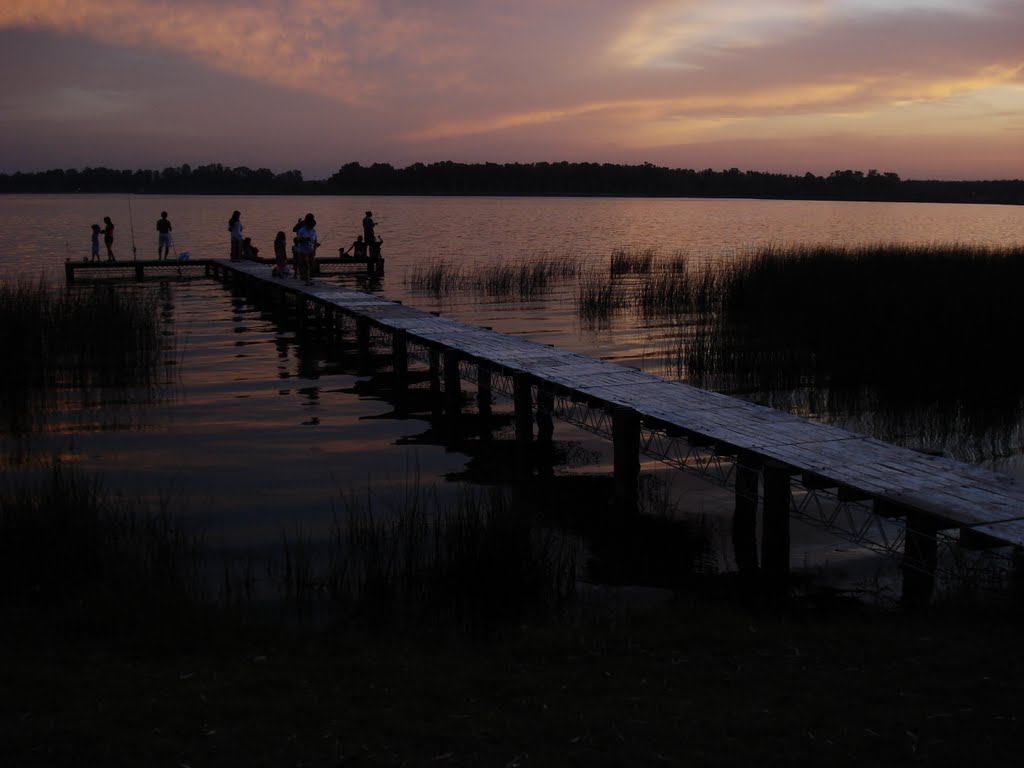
[341, 235, 367, 259]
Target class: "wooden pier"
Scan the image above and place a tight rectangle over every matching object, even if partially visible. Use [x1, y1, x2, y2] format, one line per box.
[64, 253, 382, 283]
[173, 260, 1024, 602]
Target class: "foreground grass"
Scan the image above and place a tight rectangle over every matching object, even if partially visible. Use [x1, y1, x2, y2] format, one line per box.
[5, 465, 1022, 766]
[4, 602, 1023, 767]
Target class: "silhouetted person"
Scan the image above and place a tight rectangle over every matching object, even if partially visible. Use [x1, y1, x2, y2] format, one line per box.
[101, 216, 115, 260]
[362, 210, 376, 244]
[156, 211, 172, 259]
[273, 231, 289, 277]
[341, 235, 367, 259]
[90, 223, 101, 262]
[368, 235, 383, 261]
[229, 210, 243, 260]
[242, 237, 259, 260]
[294, 213, 319, 284]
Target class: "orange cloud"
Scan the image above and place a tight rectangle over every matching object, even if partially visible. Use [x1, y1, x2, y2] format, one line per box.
[0, 0, 460, 105]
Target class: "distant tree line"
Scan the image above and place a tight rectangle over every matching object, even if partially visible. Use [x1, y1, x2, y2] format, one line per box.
[1, 161, 1021, 204]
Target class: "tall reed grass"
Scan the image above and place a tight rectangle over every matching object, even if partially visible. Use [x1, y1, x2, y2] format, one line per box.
[0, 279, 174, 431]
[0, 462, 203, 642]
[407, 255, 581, 299]
[684, 243, 1024, 401]
[324, 484, 579, 634]
[1, 461, 587, 641]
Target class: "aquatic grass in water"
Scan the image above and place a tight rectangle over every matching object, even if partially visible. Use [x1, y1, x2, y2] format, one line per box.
[576, 268, 629, 323]
[0, 462, 204, 642]
[325, 484, 579, 634]
[610, 248, 657, 274]
[642, 242, 1024, 460]
[407, 254, 581, 299]
[0, 279, 174, 432]
[700, 242, 1024, 400]
[405, 259, 465, 295]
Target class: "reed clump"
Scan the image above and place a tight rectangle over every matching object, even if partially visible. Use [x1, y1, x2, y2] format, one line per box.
[576, 268, 629, 322]
[688, 242, 1024, 402]
[407, 255, 581, 299]
[610, 248, 657, 274]
[0, 462, 203, 643]
[325, 485, 579, 635]
[0, 279, 173, 431]
[405, 259, 465, 295]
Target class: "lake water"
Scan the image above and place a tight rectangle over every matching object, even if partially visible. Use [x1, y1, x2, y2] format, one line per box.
[2, 194, 1022, 585]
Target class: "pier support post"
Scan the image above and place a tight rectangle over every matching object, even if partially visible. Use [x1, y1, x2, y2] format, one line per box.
[65, 261, 75, 283]
[355, 317, 371, 374]
[443, 350, 462, 417]
[761, 463, 792, 594]
[733, 459, 760, 574]
[392, 331, 408, 392]
[477, 366, 493, 440]
[477, 366, 492, 416]
[536, 388, 554, 444]
[428, 349, 442, 418]
[612, 407, 641, 514]
[135, 263, 145, 281]
[513, 374, 533, 444]
[902, 510, 938, 610]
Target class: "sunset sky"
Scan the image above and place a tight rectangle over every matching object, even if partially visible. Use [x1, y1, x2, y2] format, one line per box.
[1, 0, 1022, 181]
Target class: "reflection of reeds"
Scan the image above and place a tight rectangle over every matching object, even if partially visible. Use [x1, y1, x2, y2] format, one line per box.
[0, 280, 173, 431]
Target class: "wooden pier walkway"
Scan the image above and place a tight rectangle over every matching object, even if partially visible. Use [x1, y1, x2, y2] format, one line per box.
[64, 253, 382, 283]
[209, 260, 1024, 599]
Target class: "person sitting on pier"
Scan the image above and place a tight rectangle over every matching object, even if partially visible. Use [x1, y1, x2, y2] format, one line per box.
[90, 223, 101, 262]
[341, 235, 367, 259]
[242, 237, 259, 260]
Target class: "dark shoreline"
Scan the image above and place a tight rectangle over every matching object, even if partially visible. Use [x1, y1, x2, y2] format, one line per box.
[3, 161, 1022, 205]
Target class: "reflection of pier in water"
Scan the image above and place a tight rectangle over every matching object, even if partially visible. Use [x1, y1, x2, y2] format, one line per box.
[201, 260, 1024, 605]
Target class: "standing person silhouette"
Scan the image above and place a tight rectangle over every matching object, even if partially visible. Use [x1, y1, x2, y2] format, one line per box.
[362, 210, 376, 245]
[90, 224, 101, 262]
[273, 231, 289, 277]
[156, 211, 172, 260]
[294, 213, 320, 285]
[229, 210, 243, 260]
[101, 216, 115, 261]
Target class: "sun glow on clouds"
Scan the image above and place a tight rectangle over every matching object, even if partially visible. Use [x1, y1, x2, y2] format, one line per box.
[0, 0, 461, 106]
[1, 0, 1022, 178]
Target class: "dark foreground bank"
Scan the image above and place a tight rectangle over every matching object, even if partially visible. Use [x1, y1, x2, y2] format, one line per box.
[4, 601, 1023, 767]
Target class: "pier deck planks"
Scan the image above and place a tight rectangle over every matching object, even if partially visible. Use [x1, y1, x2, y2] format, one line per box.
[224, 261, 1024, 547]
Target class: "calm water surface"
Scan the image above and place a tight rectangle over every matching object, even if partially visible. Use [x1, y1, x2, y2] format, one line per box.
[2, 194, 1021, 574]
